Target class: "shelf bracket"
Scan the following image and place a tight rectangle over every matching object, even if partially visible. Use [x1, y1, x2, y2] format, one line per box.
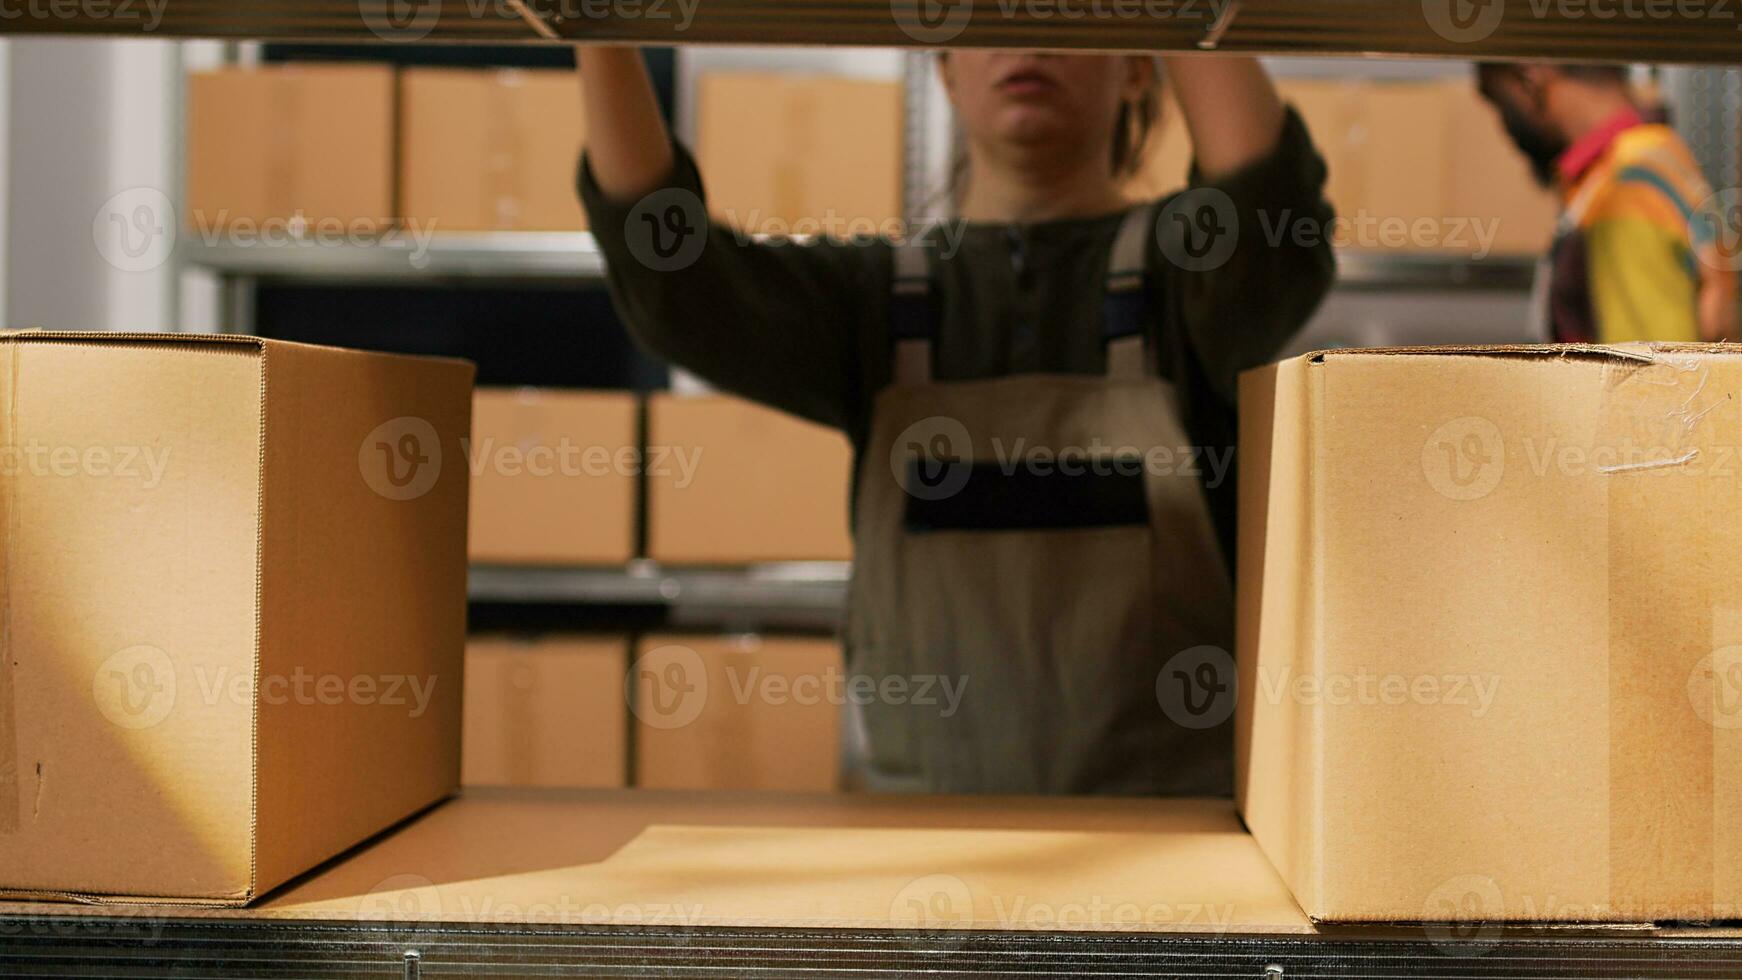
[504, 0, 561, 39]
[1196, 0, 1240, 50]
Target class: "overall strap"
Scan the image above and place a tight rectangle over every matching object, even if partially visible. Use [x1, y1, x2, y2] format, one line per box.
[890, 228, 936, 385]
[1103, 204, 1156, 381]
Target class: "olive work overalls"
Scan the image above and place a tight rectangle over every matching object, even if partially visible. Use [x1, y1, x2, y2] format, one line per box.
[843, 205, 1236, 795]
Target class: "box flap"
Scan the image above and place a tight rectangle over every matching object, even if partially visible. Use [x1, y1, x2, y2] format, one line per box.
[1305, 342, 1736, 363]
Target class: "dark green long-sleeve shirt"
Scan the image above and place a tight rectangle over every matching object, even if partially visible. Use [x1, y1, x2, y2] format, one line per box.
[577, 108, 1336, 559]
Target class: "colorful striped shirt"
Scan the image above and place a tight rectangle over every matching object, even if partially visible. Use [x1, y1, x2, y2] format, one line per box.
[1547, 110, 1738, 344]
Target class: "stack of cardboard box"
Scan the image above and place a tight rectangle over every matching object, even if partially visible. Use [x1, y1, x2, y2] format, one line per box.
[465, 387, 851, 793]
[187, 64, 588, 236]
[1132, 78, 1559, 256]
[694, 71, 905, 238]
[186, 64, 397, 236]
[187, 65, 907, 241]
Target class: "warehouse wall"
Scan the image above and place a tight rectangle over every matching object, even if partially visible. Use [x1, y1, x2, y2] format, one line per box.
[3, 38, 180, 332]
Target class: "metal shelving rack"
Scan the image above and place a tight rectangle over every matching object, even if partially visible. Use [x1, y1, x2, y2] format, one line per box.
[469, 560, 851, 630]
[185, 232, 1542, 290]
[4, 10, 1741, 978]
[1, 919, 1740, 979]
[6, 0, 1742, 62]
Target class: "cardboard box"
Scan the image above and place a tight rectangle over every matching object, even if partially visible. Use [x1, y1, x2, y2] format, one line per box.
[187, 64, 396, 233]
[633, 634, 842, 791]
[462, 636, 628, 788]
[468, 388, 637, 565]
[1237, 344, 1742, 923]
[0, 331, 473, 905]
[1130, 78, 1556, 257]
[646, 393, 852, 563]
[1441, 79, 1560, 256]
[696, 71, 904, 237]
[400, 68, 588, 233]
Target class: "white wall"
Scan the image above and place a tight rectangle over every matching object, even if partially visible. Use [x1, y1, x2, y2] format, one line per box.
[3, 37, 181, 332]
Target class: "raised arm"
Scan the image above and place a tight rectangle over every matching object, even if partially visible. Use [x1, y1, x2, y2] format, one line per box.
[1155, 56, 1334, 400]
[573, 47, 872, 431]
[577, 46, 675, 200]
[1163, 55, 1286, 180]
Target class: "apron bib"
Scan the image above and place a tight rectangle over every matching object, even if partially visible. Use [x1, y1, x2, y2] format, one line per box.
[844, 208, 1234, 795]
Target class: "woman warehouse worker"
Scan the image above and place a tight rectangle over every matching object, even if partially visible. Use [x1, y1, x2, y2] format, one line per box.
[577, 49, 1334, 796]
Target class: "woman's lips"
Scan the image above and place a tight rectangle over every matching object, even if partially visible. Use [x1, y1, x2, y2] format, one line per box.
[995, 70, 1060, 98]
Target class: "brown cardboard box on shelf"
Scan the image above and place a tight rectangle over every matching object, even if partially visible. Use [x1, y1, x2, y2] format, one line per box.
[468, 388, 637, 565]
[462, 636, 628, 789]
[633, 634, 842, 791]
[186, 64, 396, 233]
[1275, 79, 1369, 225]
[1236, 344, 1742, 923]
[646, 393, 852, 563]
[1151, 77, 1555, 257]
[1441, 80, 1560, 256]
[1129, 80, 1369, 212]
[0, 331, 472, 905]
[1360, 82, 1452, 240]
[696, 71, 903, 237]
[400, 68, 588, 233]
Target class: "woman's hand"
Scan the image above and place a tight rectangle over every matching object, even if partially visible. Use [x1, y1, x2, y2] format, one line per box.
[1163, 55, 1286, 180]
[576, 45, 675, 201]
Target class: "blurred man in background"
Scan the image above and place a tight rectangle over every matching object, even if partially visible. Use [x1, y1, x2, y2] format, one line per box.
[1477, 62, 1736, 344]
